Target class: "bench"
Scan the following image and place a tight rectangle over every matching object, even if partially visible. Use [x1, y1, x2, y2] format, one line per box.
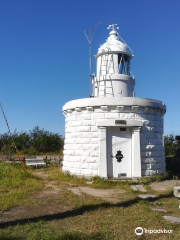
[25, 158, 46, 167]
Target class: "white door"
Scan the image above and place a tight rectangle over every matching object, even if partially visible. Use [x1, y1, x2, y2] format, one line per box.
[107, 127, 132, 178]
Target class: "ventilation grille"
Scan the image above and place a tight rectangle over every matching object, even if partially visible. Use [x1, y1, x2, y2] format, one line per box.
[120, 128, 126, 131]
[118, 173, 127, 178]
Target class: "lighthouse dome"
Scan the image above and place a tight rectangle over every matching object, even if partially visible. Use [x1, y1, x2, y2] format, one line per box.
[96, 29, 133, 59]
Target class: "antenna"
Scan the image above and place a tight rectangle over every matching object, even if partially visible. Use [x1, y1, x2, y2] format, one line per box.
[79, 22, 103, 96]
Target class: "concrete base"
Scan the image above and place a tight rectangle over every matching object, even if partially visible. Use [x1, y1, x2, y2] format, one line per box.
[174, 186, 180, 198]
[173, 186, 180, 208]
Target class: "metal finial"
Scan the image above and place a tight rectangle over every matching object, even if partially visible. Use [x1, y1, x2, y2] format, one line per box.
[107, 23, 119, 31]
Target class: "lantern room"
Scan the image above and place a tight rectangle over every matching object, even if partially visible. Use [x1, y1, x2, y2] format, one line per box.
[92, 24, 135, 98]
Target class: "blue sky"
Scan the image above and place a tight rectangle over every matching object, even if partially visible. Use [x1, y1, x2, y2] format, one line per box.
[0, 0, 179, 137]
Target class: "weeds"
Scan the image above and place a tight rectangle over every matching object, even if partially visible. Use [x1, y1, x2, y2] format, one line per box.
[91, 176, 131, 190]
[46, 166, 87, 186]
[137, 173, 169, 185]
[45, 166, 131, 189]
[0, 162, 42, 210]
[46, 166, 171, 190]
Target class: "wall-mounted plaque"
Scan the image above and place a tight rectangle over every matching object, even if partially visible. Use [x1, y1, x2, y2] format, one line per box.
[115, 120, 126, 125]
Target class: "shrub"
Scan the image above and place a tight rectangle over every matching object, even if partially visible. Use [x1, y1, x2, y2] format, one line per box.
[0, 126, 64, 155]
[164, 133, 179, 156]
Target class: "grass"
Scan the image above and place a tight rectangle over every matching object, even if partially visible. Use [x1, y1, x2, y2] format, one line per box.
[45, 166, 132, 191]
[0, 165, 180, 239]
[0, 162, 42, 211]
[91, 176, 131, 190]
[46, 166, 88, 186]
[137, 174, 170, 185]
[1, 196, 180, 240]
[45, 166, 170, 190]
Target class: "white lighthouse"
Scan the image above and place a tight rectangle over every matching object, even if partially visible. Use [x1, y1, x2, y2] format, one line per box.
[62, 24, 166, 179]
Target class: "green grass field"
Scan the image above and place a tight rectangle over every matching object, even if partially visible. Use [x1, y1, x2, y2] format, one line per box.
[0, 164, 180, 240]
[0, 162, 42, 211]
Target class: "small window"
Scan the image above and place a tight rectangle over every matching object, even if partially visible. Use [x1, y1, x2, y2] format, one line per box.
[120, 128, 126, 131]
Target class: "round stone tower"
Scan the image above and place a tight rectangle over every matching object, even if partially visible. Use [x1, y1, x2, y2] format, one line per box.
[62, 23, 166, 179]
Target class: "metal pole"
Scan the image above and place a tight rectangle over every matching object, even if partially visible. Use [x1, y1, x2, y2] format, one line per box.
[0, 102, 26, 173]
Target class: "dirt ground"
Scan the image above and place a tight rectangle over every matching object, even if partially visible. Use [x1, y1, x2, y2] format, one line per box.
[0, 170, 179, 226]
[149, 180, 179, 191]
[67, 187, 125, 203]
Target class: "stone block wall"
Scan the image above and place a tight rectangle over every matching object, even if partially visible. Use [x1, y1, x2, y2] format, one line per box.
[63, 109, 100, 176]
[138, 115, 165, 176]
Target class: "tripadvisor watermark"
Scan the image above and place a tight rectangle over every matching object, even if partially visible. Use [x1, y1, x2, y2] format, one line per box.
[135, 227, 173, 235]
[135, 227, 143, 235]
[144, 229, 173, 234]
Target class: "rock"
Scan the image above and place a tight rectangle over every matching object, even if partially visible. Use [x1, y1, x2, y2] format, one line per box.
[136, 185, 147, 192]
[138, 194, 157, 199]
[163, 216, 180, 223]
[130, 185, 138, 191]
[131, 185, 147, 192]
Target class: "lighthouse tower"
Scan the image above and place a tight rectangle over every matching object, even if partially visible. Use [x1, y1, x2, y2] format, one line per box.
[62, 24, 166, 179]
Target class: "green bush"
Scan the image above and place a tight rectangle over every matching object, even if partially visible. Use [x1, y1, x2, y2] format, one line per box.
[138, 173, 168, 184]
[0, 126, 64, 155]
[164, 133, 179, 156]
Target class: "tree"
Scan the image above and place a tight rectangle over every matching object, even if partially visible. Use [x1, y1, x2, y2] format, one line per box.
[29, 126, 64, 153]
[0, 132, 11, 152]
[164, 133, 179, 156]
[0, 126, 64, 154]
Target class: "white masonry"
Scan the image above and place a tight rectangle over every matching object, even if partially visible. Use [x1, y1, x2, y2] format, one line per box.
[62, 23, 166, 178]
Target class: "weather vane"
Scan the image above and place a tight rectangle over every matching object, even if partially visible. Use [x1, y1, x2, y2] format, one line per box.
[107, 23, 119, 31]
